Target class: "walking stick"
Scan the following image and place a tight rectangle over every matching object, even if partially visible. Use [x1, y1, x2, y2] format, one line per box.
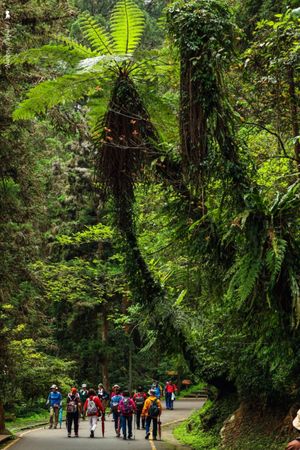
[101, 413, 105, 437]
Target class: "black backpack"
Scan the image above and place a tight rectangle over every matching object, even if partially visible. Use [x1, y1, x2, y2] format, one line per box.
[135, 394, 145, 410]
[148, 399, 159, 418]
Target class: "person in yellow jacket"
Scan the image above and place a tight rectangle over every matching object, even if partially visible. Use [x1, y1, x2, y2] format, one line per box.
[142, 389, 162, 440]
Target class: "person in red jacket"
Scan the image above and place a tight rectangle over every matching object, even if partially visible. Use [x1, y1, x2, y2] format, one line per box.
[84, 389, 104, 438]
[164, 381, 177, 410]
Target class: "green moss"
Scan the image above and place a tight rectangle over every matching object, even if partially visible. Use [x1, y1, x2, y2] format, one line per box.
[174, 420, 219, 449]
[174, 401, 220, 449]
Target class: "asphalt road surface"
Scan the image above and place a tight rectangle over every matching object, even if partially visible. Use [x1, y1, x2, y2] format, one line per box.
[4, 399, 205, 450]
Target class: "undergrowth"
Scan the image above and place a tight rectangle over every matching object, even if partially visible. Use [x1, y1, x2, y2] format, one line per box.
[174, 394, 291, 450]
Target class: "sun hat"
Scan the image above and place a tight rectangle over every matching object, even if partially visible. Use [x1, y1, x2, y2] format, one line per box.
[51, 384, 57, 389]
[293, 410, 300, 431]
[82, 383, 87, 388]
[149, 389, 156, 396]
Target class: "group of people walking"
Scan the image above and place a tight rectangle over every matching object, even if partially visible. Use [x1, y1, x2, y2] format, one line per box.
[46, 380, 177, 440]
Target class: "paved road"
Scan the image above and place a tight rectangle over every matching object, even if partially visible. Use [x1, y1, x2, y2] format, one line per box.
[5, 399, 205, 450]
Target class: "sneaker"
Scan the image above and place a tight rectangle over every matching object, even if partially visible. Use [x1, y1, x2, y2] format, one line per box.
[153, 437, 157, 440]
[145, 432, 150, 440]
[137, 426, 140, 430]
[54, 425, 57, 429]
[123, 436, 127, 440]
[90, 430, 94, 438]
[75, 434, 79, 438]
[49, 425, 53, 429]
[68, 434, 71, 438]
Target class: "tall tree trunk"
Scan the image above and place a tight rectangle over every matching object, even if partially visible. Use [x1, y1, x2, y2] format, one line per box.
[0, 400, 6, 434]
[287, 66, 300, 170]
[101, 309, 109, 390]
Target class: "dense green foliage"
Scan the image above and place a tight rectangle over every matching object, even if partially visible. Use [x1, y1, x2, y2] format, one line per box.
[1, 0, 300, 447]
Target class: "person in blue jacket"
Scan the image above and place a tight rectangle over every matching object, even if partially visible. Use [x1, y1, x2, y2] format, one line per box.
[110, 387, 123, 437]
[46, 385, 62, 429]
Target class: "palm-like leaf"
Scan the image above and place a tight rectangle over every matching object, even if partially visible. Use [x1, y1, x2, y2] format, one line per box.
[110, 0, 145, 55]
[12, 73, 103, 120]
[78, 13, 113, 55]
[0, 42, 95, 67]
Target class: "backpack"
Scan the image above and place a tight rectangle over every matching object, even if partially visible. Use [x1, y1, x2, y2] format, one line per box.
[119, 398, 133, 416]
[87, 398, 98, 415]
[67, 395, 78, 413]
[148, 399, 159, 418]
[134, 394, 145, 410]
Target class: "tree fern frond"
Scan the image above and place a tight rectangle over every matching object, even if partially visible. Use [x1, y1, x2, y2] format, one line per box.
[78, 13, 112, 55]
[110, 0, 145, 55]
[13, 73, 102, 120]
[0, 44, 93, 67]
[56, 36, 97, 58]
[77, 54, 129, 72]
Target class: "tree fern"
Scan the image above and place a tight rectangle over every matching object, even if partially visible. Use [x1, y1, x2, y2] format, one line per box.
[78, 12, 113, 55]
[110, 0, 145, 55]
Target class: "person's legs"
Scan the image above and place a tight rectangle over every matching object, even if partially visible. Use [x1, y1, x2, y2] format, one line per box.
[91, 416, 97, 432]
[113, 411, 118, 431]
[88, 416, 93, 437]
[128, 415, 133, 438]
[152, 418, 158, 439]
[142, 414, 146, 429]
[74, 412, 79, 436]
[136, 410, 141, 429]
[67, 413, 73, 436]
[121, 415, 127, 439]
[166, 392, 171, 409]
[49, 407, 54, 428]
[145, 416, 151, 438]
[54, 406, 59, 428]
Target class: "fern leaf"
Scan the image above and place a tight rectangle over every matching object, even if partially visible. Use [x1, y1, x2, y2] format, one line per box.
[56, 36, 97, 58]
[78, 13, 112, 55]
[110, 0, 145, 55]
[227, 254, 262, 305]
[13, 73, 102, 120]
[0, 44, 94, 67]
[77, 54, 129, 72]
[266, 233, 287, 287]
[289, 270, 300, 328]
